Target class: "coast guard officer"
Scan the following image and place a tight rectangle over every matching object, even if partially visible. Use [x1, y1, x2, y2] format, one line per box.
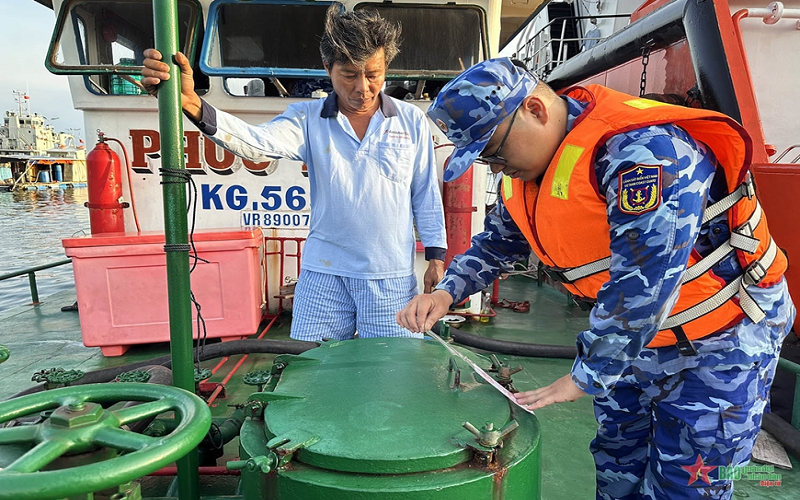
[397, 58, 795, 500]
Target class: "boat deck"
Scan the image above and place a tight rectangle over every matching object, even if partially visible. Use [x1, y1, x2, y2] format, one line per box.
[0, 276, 797, 499]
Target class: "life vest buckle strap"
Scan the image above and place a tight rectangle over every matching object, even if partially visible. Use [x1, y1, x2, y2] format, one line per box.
[738, 286, 767, 324]
[661, 239, 777, 331]
[675, 339, 699, 356]
[743, 174, 756, 199]
[700, 177, 756, 225]
[729, 229, 760, 254]
[743, 260, 768, 287]
[671, 326, 698, 356]
[544, 257, 612, 285]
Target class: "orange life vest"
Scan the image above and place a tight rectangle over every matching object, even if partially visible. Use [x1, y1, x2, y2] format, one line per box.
[501, 85, 786, 349]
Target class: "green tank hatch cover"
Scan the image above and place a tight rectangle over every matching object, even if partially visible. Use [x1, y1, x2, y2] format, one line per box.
[260, 337, 514, 474]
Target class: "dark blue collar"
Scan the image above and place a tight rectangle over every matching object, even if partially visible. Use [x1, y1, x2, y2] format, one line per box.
[321, 91, 397, 118]
[564, 96, 589, 132]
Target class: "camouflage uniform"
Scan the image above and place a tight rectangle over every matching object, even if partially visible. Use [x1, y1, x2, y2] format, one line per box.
[435, 92, 795, 499]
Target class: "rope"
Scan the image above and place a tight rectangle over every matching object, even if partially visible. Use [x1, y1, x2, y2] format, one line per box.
[159, 167, 209, 368]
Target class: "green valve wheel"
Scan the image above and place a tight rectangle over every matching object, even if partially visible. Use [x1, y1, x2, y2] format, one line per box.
[47, 369, 84, 386]
[114, 370, 152, 383]
[0, 383, 211, 500]
[243, 370, 272, 391]
[0, 345, 9, 364]
[195, 368, 212, 383]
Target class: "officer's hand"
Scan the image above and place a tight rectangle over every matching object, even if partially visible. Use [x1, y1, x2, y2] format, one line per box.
[423, 259, 445, 294]
[514, 374, 588, 410]
[397, 290, 453, 333]
[141, 49, 202, 120]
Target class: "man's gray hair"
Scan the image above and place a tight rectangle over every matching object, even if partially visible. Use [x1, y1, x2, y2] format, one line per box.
[319, 4, 401, 69]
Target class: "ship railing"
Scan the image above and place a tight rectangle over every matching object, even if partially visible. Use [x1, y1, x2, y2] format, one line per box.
[509, 14, 631, 79]
[777, 357, 800, 431]
[0, 258, 72, 305]
[774, 145, 800, 164]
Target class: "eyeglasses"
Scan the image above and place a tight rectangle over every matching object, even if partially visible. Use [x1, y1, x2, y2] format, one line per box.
[475, 106, 521, 166]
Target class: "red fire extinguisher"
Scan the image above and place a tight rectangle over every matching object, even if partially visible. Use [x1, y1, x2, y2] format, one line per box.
[85, 131, 126, 234]
[442, 157, 476, 267]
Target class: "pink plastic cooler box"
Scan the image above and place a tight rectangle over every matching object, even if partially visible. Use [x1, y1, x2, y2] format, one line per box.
[63, 228, 265, 356]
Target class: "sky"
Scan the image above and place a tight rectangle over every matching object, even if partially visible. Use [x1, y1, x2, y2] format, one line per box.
[0, 1, 85, 142]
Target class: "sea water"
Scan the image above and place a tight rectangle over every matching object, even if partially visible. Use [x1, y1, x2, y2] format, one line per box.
[0, 188, 90, 313]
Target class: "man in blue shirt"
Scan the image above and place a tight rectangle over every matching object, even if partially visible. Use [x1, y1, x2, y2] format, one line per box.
[142, 6, 447, 341]
[398, 59, 794, 499]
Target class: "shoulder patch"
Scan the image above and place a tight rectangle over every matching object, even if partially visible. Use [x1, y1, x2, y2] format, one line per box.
[618, 164, 661, 215]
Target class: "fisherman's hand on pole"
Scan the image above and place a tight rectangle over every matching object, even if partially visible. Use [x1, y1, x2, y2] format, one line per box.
[141, 49, 202, 121]
[397, 289, 453, 333]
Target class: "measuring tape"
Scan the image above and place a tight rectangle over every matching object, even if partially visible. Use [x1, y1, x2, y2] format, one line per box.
[427, 330, 535, 415]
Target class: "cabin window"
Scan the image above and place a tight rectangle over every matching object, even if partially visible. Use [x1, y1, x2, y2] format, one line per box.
[203, 1, 334, 97]
[204, 1, 486, 98]
[203, 1, 333, 78]
[355, 3, 487, 78]
[50, 0, 207, 95]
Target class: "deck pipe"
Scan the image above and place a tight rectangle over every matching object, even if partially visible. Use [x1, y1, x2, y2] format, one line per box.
[146, 407, 247, 465]
[199, 407, 247, 464]
[450, 330, 578, 359]
[430, 321, 577, 358]
[5, 339, 319, 401]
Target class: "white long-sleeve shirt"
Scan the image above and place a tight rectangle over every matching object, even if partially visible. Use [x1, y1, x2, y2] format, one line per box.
[192, 92, 447, 279]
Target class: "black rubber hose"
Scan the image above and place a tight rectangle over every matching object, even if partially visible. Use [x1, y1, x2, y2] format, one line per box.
[6, 339, 319, 401]
[761, 412, 800, 461]
[202, 407, 247, 451]
[449, 329, 577, 359]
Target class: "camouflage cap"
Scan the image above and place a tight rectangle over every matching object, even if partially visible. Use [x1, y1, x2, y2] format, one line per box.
[428, 58, 539, 182]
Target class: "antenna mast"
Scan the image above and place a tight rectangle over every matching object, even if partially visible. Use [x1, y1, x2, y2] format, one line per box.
[12, 90, 30, 116]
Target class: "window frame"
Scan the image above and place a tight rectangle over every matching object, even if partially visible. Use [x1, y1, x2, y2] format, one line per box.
[45, 0, 203, 75]
[199, 0, 336, 79]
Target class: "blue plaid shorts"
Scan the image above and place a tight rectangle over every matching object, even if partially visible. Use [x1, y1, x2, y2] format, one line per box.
[290, 270, 422, 341]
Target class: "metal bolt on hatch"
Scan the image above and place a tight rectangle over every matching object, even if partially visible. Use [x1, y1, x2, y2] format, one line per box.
[245, 400, 266, 420]
[488, 355, 523, 393]
[463, 420, 520, 448]
[227, 453, 278, 474]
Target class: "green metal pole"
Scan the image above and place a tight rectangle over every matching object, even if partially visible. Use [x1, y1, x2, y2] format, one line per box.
[152, 0, 199, 498]
[28, 272, 40, 304]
